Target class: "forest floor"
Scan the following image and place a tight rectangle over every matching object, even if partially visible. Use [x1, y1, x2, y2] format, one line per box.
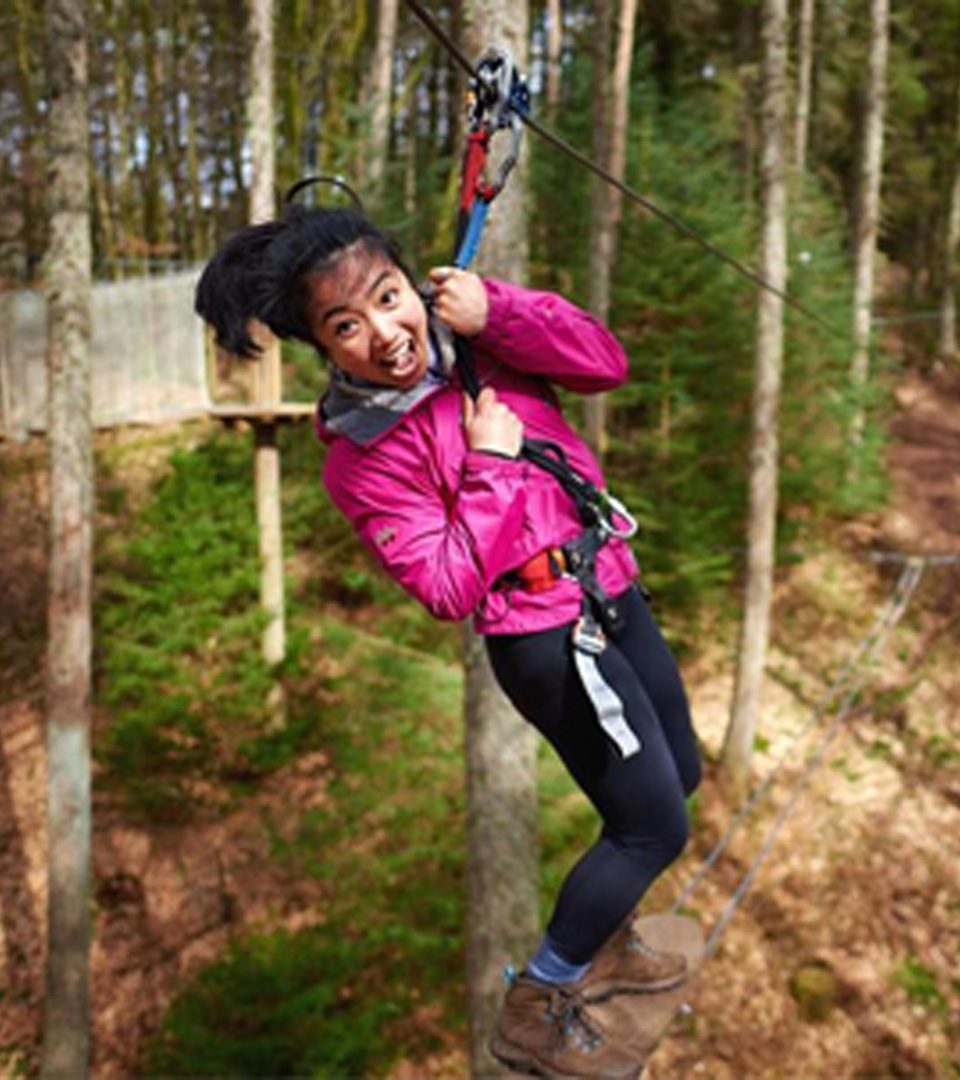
[0, 363, 958, 1079]
[643, 363, 960, 1079]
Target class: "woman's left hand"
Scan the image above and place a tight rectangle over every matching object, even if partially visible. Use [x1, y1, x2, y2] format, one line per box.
[428, 267, 489, 337]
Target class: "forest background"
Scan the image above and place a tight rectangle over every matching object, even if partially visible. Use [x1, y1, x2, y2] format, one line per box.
[1, 0, 959, 1076]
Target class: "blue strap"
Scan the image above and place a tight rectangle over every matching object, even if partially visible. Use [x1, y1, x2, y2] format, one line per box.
[453, 201, 490, 270]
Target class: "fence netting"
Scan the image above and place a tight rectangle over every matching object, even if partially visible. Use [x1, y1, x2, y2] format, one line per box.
[0, 270, 209, 440]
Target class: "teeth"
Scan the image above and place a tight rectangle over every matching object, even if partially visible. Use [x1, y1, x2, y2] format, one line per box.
[383, 341, 412, 366]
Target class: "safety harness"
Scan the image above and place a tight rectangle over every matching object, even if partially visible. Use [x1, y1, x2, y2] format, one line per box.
[450, 48, 642, 759]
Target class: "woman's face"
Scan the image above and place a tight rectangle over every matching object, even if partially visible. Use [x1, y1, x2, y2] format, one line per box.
[306, 247, 430, 389]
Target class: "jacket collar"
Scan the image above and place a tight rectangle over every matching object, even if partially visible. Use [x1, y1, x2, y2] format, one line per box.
[316, 316, 457, 447]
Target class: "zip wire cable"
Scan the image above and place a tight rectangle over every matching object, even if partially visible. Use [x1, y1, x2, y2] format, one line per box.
[400, 0, 843, 339]
[679, 558, 925, 957]
[671, 556, 922, 914]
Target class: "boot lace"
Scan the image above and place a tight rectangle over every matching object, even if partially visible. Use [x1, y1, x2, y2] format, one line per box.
[626, 933, 663, 959]
[547, 988, 603, 1054]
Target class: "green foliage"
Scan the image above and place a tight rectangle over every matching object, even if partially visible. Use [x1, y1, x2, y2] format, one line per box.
[95, 432, 313, 818]
[94, 420, 459, 820]
[144, 617, 467, 1077]
[532, 58, 889, 618]
[145, 928, 404, 1077]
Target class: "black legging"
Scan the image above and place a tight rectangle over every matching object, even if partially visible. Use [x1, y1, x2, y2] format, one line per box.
[486, 584, 701, 964]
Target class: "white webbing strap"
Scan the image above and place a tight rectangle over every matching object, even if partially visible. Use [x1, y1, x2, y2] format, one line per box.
[571, 618, 641, 759]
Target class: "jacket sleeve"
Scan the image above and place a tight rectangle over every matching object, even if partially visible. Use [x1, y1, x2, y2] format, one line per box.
[471, 278, 629, 393]
[325, 444, 531, 622]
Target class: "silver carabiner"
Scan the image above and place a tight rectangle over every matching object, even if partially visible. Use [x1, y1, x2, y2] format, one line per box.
[472, 47, 519, 130]
[598, 492, 638, 541]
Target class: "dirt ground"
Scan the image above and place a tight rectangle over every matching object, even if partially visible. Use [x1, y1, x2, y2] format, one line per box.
[645, 366, 960, 1080]
[1, 366, 958, 1078]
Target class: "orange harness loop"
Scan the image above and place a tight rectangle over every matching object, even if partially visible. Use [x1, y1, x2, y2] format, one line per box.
[511, 547, 567, 594]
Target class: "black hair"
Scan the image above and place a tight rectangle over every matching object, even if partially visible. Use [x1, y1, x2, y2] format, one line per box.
[194, 205, 412, 358]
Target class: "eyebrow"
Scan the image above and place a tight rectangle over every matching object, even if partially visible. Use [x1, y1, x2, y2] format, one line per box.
[319, 268, 395, 325]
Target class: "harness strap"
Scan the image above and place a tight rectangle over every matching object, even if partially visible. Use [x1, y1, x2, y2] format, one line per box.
[570, 611, 641, 759]
[561, 529, 627, 635]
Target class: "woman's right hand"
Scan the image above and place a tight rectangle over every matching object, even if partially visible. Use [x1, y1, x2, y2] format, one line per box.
[463, 387, 524, 458]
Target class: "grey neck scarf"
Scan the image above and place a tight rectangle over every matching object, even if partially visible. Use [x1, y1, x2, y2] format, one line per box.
[319, 317, 458, 446]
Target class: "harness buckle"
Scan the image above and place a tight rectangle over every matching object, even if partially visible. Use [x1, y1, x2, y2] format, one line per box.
[572, 614, 606, 656]
[597, 491, 638, 541]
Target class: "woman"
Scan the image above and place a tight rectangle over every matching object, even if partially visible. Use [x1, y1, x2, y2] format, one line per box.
[196, 202, 701, 1077]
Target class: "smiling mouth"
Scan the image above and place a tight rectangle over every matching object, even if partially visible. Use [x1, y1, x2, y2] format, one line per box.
[380, 339, 419, 380]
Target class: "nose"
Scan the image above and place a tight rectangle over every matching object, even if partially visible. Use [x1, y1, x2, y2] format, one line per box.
[369, 310, 396, 347]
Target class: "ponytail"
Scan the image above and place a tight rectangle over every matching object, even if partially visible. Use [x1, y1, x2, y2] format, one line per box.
[194, 205, 412, 358]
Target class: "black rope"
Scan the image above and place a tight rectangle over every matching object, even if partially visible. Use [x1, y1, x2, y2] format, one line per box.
[400, 0, 843, 340]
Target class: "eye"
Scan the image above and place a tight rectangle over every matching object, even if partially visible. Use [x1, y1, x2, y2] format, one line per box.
[380, 286, 400, 306]
[334, 317, 359, 338]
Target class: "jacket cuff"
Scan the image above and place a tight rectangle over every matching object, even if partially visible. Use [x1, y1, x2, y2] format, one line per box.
[463, 448, 528, 475]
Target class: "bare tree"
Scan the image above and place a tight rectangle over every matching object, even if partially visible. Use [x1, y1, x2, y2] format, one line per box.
[584, 0, 639, 459]
[794, 0, 815, 172]
[583, 0, 613, 459]
[460, 6, 536, 1074]
[369, 0, 399, 196]
[248, 0, 287, 729]
[722, 0, 789, 799]
[42, 0, 92, 1074]
[939, 77, 960, 365]
[545, 0, 563, 117]
[849, 0, 889, 448]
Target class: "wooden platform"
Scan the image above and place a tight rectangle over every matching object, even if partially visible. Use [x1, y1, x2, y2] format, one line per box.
[208, 403, 317, 424]
[590, 913, 704, 1064]
[498, 913, 705, 1078]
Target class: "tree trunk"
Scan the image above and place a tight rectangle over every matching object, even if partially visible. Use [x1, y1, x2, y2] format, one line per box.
[584, 0, 613, 459]
[722, 0, 789, 801]
[42, 0, 93, 1075]
[584, 0, 638, 459]
[140, 0, 166, 263]
[369, 0, 399, 197]
[794, 0, 815, 173]
[13, 0, 43, 280]
[279, 0, 309, 189]
[460, 6, 537, 1074]
[248, 0, 287, 729]
[545, 0, 562, 117]
[849, 0, 889, 448]
[939, 78, 960, 365]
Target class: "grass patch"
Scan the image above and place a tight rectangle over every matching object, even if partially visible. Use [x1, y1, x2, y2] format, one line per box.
[93, 424, 459, 819]
[892, 957, 948, 1016]
[145, 928, 406, 1077]
[95, 431, 318, 818]
[145, 617, 468, 1077]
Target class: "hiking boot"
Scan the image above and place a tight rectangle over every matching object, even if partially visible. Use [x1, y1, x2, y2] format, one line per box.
[580, 921, 688, 1002]
[489, 973, 639, 1079]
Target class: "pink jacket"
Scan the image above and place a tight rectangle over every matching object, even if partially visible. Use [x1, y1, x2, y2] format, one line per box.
[316, 278, 638, 635]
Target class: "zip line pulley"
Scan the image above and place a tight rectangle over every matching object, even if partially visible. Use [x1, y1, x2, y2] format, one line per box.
[454, 47, 530, 270]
